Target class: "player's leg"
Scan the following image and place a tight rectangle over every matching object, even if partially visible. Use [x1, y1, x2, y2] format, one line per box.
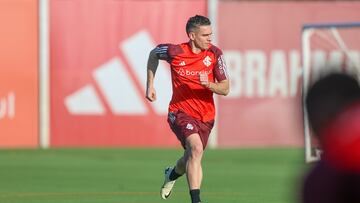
[185, 133, 204, 203]
[161, 112, 185, 200]
[162, 111, 209, 202]
[174, 154, 187, 175]
[160, 153, 186, 199]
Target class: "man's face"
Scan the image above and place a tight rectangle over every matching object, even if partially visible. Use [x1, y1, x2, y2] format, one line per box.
[189, 25, 212, 50]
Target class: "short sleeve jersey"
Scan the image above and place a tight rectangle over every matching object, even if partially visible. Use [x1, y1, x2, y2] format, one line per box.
[154, 42, 228, 122]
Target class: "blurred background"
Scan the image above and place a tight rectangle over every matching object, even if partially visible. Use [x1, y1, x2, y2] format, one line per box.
[1, 0, 360, 149]
[0, 0, 359, 202]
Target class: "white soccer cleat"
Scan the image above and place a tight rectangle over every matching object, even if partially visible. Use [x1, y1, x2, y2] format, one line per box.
[160, 167, 176, 199]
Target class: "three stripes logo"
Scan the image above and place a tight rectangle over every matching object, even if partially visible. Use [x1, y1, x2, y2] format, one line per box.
[64, 30, 172, 116]
[0, 92, 15, 120]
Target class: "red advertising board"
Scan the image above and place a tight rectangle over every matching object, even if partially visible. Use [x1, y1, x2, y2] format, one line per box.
[50, 0, 206, 147]
[0, 0, 38, 147]
[217, 1, 360, 147]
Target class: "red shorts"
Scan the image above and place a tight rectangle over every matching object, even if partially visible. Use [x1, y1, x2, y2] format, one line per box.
[167, 110, 214, 149]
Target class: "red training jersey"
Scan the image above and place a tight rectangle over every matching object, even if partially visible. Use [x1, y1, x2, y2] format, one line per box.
[322, 102, 360, 173]
[154, 42, 228, 122]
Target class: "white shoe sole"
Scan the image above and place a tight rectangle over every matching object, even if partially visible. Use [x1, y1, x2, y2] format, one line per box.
[160, 167, 176, 199]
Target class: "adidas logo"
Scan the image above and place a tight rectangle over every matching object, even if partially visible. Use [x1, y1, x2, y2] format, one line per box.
[64, 30, 172, 116]
[0, 92, 15, 120]
[179, 61, 186, 66]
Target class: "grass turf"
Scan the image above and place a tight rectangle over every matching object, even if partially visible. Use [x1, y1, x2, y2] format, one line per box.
[0, 148, 306, 203]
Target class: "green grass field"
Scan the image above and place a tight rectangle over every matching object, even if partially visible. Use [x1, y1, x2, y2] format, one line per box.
[0, 148, 306, 203]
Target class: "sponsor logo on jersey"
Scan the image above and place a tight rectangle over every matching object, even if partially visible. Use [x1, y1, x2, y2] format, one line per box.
[217, 55, 228, 76]
[176, 68, 212, 77]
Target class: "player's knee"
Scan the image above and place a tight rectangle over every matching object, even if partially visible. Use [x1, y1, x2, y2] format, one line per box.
[189, 144, 203, 160]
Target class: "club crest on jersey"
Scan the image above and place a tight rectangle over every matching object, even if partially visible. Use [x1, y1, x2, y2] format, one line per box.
[203, 56, 212, 67]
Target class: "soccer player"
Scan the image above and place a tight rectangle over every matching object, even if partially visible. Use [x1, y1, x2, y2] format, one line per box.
[302, 72, 360, 203]
[145, 15, 229, 203]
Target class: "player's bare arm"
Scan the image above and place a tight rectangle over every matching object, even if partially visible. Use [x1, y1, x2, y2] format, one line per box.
[208, 79, 229, 96]
[146, 48, 160, 102]
[199, 72, 229, 96]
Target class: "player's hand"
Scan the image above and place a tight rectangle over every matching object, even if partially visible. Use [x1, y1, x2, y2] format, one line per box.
[199, 72, 210, 88]
[146, 87, 157, 102]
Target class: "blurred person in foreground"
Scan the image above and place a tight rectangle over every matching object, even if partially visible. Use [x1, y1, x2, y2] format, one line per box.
[145, 15, 229, 203]
[302, 72, 360, 203]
